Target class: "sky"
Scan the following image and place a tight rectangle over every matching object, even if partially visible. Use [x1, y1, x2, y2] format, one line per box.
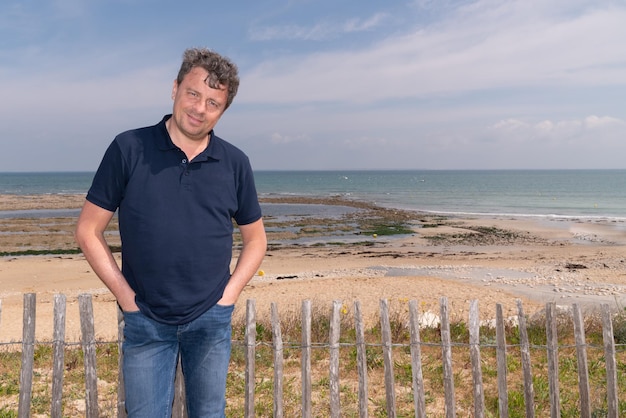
[1, 0, 625, 172]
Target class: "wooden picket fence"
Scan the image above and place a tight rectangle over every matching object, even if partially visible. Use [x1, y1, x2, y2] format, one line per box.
[2, 292, 624, 417]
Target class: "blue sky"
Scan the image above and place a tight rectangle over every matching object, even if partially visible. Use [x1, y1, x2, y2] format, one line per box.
[1, 0, 625, 172]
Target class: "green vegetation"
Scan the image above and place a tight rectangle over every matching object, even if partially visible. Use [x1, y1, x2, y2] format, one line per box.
[0, 248, 83, 257]
[255, 196, 421, 247]
[0, 245, 121, 257]
[361, 222, 415, 236]
[0, 344, 120, 417]
[614, 309, 626, 344]
[423, 225, 545, 246]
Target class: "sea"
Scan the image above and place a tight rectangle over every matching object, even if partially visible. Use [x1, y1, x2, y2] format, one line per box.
[1, 170, 626, 221]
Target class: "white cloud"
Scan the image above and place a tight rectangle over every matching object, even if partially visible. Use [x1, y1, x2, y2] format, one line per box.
[486, 115, 626, 144]
[249, 12, 387, 41]
[341, 136, 389, 149]
[270, 132, 311, 144]
[583, 115, 624, 129]
[343, 13, 387, 32]
[239, 1, 626, 104]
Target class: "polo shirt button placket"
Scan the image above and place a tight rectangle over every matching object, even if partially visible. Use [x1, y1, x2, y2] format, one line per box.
[181, 158, 192, 188]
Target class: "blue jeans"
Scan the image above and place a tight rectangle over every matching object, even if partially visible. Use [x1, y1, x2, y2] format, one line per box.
[122, 303, 235, 418]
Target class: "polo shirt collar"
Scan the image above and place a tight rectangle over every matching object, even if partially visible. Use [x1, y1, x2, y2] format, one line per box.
[157, 114, 223, 162]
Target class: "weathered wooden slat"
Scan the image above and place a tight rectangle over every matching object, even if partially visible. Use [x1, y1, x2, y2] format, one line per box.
[601, 304, 619, 418]
[301, 300, 312, 418]
[516, 299, 535, 418]
[172, 355, 187, 418]
[495, 303, 509, 418]
[329, 300, 342, 417]
[572, 304, 591, 418]
[408, 300, 426, 418]
[545, 302, 560, 418]
[51, 294, 66, 418]
[354, 301, 369, 418]
[116, 306, 127, 418]
[271, 302, 284, 418]
[245, 299, 257, 418]
[468, 300, 484, 418]
[439, 297, 456, 418]
[78, 294, 99, 418]
[18, 293, 36, 418]
[380, 299, 397, 418]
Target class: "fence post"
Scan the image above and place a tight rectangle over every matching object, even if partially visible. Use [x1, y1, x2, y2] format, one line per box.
[439, 297, 456, 418]
[516, 300, 535, 418]
[79, 294, 99, 418]
[468, 300, 484, 418]
[379, 299, 397, 418]
[354, 301, 369, 418]
[271, 302, 284, 418]
[301, 300, 312, 418]
[545, 302, 560, 418]
[495, 303, 509, 418]
[601, 304, 619, 418]
[117, 306, 127, 418]
[51, 294, 66, 418]
[408, 300, 426, 418]
[172, 356, 187, 418]
[329, 300, 342, 417]
[572, 304, 591, 418]
[18, 293, 36, 418]
[245, 299, 256, 418]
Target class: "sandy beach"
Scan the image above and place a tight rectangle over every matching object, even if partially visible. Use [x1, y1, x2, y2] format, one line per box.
[1, 194, 626, 342]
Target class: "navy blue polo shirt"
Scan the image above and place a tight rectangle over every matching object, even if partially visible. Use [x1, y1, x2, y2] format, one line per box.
[86, 115, 262, 325]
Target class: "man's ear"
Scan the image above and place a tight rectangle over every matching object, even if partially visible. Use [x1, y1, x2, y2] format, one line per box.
[171, 79, 178, 100]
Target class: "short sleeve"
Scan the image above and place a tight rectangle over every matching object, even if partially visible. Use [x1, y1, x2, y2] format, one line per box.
[233, 157, 262, 225]
[86, 139, 128, 212]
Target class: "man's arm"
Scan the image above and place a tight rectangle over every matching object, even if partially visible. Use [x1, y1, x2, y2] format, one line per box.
[219, 218, 267, 305]
[75, 200, 139, 312]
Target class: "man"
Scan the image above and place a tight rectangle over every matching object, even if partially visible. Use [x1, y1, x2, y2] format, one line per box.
[75, 48, 266, 417]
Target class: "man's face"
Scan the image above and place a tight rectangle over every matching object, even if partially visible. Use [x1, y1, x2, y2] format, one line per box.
[170, 66, 229, 141]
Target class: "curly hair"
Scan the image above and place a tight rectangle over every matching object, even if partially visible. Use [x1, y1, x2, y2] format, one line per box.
[176, 48, 240, 110]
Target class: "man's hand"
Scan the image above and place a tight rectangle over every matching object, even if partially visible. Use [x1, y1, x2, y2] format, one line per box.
[218, 218, 266, 306]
